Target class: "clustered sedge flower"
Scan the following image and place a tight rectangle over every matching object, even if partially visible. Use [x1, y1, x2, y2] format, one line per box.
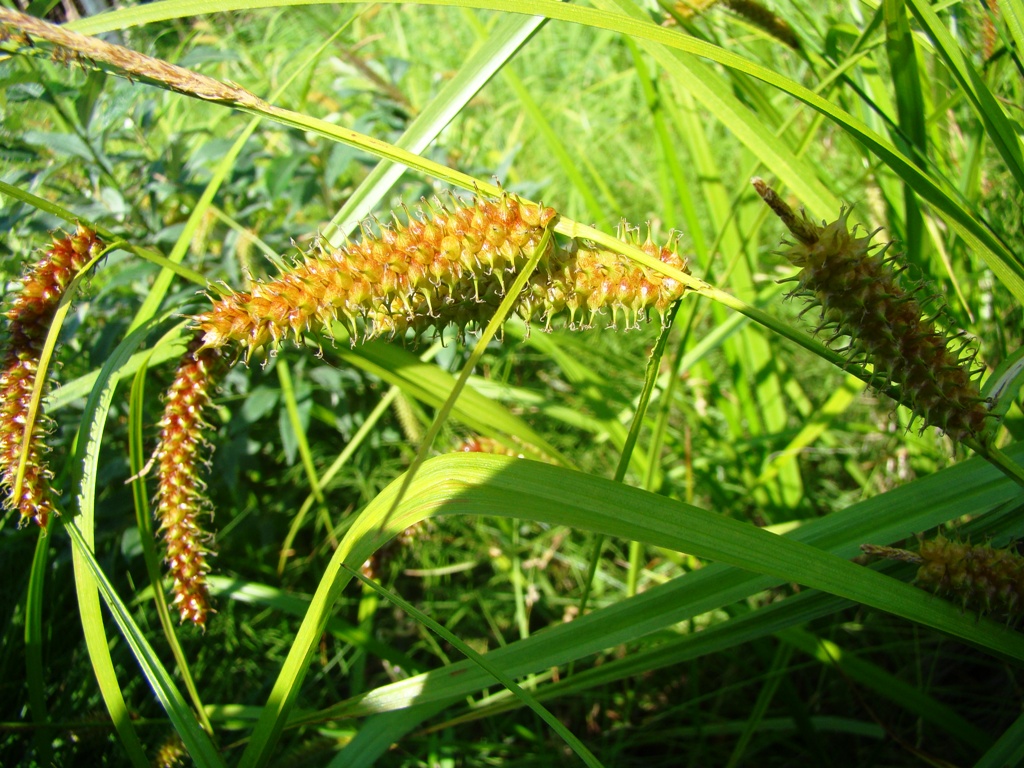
[0, 225, 103, 528]
[753, 179, 991, 444]
[192, 194, 690, 360]
[152, 337, 224, 626]
[158, 194, 690, 622]
[863, 536, 1024, 620]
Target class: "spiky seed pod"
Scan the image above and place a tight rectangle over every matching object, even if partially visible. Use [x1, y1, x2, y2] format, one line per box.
[753, 179, 990, 444]
[0, 225, 104, 527]
[153, 338, 224, 627]
[193, 196, 690, 360]
[863, 536, 1024, 619]
[153, 733, 187, 768]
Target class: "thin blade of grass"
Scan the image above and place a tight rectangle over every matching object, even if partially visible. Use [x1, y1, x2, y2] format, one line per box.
[906, 0, 1024, 193]
[412, 589, 842, 733]
[276, 358, 331, 523]
[47, 340, 187, 412]
[489, 33, 610, 228]
[756, 373, 865, 488]
[975, 709, 1024, 768]
[1003, 0, 1024, 59]
[64, 3, 1024, 304]
[16, 243, 150, 767]
[347, 565, 606, 768]
[323, 10, 550, 242]
[326, 447, 1024, 717]
[333, 338, 570, 466]
[726, 642, 793, 768]
[69, 313, 223, 766]
[777, 626, 991, 751]
[25, 524, 53, 765]
[64, 523, 226, 767]
[363, 455, 1024, 657]
[248, 444, 1023, 765]
[883, 0, 926, 263]
[205, 575, 421, 672]
[126, 10, 357, 333]
[69, 319, 169, 768]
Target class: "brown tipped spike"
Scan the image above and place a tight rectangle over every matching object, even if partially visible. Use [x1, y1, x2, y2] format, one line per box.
[1, 227, 104, 527]
[752, 178, 819, 245]
[756, 180, 993, 445]
[152, 338, 225, 627]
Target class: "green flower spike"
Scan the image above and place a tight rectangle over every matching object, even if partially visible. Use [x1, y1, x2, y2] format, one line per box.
[754, 179, 991, 445]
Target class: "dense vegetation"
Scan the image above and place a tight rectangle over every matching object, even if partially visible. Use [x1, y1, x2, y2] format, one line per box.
[1, 1, 1023, 766]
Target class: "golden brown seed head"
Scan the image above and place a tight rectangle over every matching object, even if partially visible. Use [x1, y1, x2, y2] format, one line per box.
[192, 195, 690, 357]
[1, 226, 104, 527]
[754, 180, 991, 444]
[915, 535, 1024, 619]
[153, 337, 224, 627]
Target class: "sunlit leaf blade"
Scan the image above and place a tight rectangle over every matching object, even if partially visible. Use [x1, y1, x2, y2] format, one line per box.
[69, 317, 222, 767]
[906, 0, 1024, 194]
[245, 445, 1024, 766]
[65, 524, 225, 768]
[334, 339, 570, 465]
[322, 11, 550, 243]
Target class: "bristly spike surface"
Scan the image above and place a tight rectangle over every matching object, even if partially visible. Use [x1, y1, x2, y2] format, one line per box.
[179, 196, 693, 606]
[153, 337, 225, 627]
[193, 196, 691, 359]
[0, 225, 104, 527]
[753, 179, 992, 445]
[864, 536, 1024, 622]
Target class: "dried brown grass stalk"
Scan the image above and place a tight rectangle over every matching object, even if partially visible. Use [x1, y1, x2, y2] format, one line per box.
[0, 8, 269, 109]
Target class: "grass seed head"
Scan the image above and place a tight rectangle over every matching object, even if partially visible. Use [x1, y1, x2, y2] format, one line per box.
[153, 337, 224, 627]
[0, 225, 103, 527]
[754, 179, 991, 444]
[193, 196, 690, 358]
[915, 535, 1024, 619]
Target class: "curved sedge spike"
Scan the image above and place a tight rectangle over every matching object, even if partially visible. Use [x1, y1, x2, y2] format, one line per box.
[753, 178, 992, 445]
[192, 196, 691, 359]
[0, 226, 104, 527]
[152, 337, 225, 627]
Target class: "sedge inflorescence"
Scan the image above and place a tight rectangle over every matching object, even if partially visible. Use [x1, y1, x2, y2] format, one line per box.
[863, 536, 1024, 620]
[0, 225, 103, 528]
[153, 338, 224, 626]
[159, 194, 688, 624]
[192, 194, 690, 359]
[753, 179, 990, 444]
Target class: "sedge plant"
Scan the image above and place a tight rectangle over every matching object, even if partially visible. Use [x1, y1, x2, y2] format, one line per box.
[1, 2, 1023, 767]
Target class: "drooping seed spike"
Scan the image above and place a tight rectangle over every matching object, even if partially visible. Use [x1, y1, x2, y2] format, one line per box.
[192, 195, 691, 358]
[1, 226, 104, 527]
[152, 336, 225, 627]
[863, 535, 1024, 621]
[754, 180, 993, 445]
